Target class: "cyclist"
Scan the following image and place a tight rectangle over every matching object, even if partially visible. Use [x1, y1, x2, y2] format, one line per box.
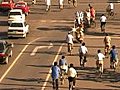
[51, 62, 60, 90]
[74, 12, 81, 28]
[59, 55, 68, 84]
[88, 4, 96, 22]
[66, 32, 74, 54]
[75, 25, 84, 43]
[95, 50, 105, 74]
[68, 0, 77, 7]
[109, 45, 119, 69]
[85, 8, 91, 27]
[67, 63, 77, 89]
[79, 42, 88, 66]
[100, 14, 107, 32]
[104, 33, 111, 56]
[106, 3, 114, 15]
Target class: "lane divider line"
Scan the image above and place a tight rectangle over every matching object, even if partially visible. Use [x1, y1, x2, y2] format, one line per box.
[0, 37, 41, 82]
[41, 43, 64, 90]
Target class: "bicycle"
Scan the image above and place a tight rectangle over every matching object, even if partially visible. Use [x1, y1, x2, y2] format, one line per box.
[110, 59, 118, 71]
[96, 63, 103, 78]
[101, 24, 105, 33]
[60, 64, 68, 85]
[106, 9, 114, 19]
[79, 54, 87, 68]
[90, 18, 96, 28]
[104, 45, 110, 57]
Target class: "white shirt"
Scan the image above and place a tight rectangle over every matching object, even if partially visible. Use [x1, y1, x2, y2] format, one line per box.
[59, 0, 64, 5]
[45, 0, 51, 5]
[79, 45, 88, 54]
[67, 67, 77, 77]
[86, 11, 91, 20]
[66, 34, 74, 44]
[110, 3, 114, 9]
[100, 16, 106, 22]
[96, 53, 105, 61]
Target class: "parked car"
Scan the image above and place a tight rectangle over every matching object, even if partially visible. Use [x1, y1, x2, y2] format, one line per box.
[0, 40, 13, 64]
[14, 1, 30, 16]
[8, 21, 29, 38]
[0, 0, 15, 12]
[8, 9, 25, 24]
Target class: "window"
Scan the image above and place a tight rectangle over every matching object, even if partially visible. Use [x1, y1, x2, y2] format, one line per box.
[0, 43, 5, 52]
[10, 23, 23, 27]
[9, 12, 21, 15]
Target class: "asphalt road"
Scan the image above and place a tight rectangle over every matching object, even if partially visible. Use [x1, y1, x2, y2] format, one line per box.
[0, 0, 120, 90]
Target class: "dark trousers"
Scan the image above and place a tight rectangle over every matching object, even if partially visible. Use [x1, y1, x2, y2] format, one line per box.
[52, 79, 58, 89]
[68, 77, 76, 86]
[100, 22, 106, 30]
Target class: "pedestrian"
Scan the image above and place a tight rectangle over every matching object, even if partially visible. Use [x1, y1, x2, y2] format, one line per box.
[51, 62, 60, 90]
[109, 45, 119, 69]
[88, 4, 96, 21]
[67, 63, 77, 89]
[45, 0, 51, 11]
[100, 14, 107, 32]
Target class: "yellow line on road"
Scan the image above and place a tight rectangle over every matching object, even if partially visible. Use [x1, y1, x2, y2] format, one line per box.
[41, 43, 64, 90]
[0, 37, 41, 82]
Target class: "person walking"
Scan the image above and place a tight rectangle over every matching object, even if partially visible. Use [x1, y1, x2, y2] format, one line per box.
[100, 14, 107, 32]
[45, 0, 51, 11]
[51, 62, 60, 90]
[67, 63, 77, 89]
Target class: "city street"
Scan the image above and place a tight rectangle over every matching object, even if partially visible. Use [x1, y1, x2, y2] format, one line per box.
[0, 0, 120, 89]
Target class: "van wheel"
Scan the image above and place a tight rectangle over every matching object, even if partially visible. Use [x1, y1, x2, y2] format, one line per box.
[24, 33, 26, 38]
[9, 50, 13, 57]
[5, 57, 9, 64]
[25, 12, 28, 16]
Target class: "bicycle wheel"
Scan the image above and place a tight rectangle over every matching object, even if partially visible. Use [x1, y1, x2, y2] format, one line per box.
[90, 21, 96, 28]
[98, 64, 103, 77]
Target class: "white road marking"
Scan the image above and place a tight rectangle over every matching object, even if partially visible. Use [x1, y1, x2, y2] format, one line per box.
[41, 43, 64, 90]
[30, 43, 53, 56]
[0, 37, 41, 82]
[85, 36, 120, 39]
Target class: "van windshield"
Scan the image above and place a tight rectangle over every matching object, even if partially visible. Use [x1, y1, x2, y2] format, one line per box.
[10, 23, 23, 27]
[9, 12, 21, 15]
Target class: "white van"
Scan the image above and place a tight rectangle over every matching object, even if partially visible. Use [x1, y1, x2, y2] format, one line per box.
[8, 21, 29, 38]
[8, 9, 25, 24]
